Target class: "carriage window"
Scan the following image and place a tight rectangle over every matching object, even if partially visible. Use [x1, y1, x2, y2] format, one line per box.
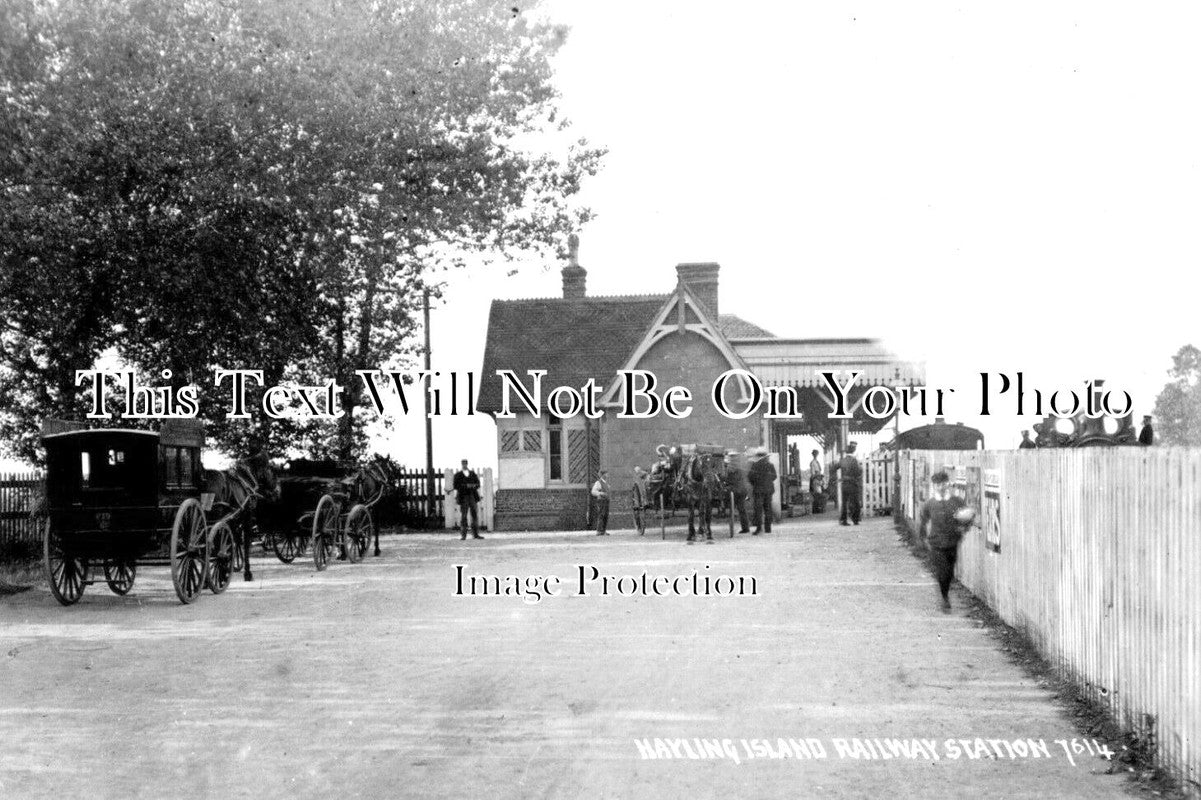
[107, 449, 124, 466]
[179, 448, 195, 485]
[548, 418, 563, 481]
[80, 452, 92, 487]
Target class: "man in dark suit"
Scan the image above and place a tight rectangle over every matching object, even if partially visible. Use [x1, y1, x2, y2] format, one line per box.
[451, 459, 483, 540]
[747, 448, 776, 535]
[836, 442, 863, 526]
[1138, 415, 1154, 446]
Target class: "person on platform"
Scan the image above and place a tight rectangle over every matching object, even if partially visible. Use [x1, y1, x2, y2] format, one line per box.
[591, 469, 610, 535]
[747, 447, 776, 535]
[808, 449, 825, 513]
[450, 459, 483, 540]
[1018, 430, 1037, 449]
[725, 451, 751, 534]
[919, 470, 975, 612]
[836, 442, 863, 526]
[1138, 415, 1154, 446]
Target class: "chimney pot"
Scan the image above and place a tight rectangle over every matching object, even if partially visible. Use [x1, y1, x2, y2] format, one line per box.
[675, 262, 720, 317]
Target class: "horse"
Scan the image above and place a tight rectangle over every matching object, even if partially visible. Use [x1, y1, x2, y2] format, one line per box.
[205, 451, 279, 582]
[674, 452, 723, 544]
[338, 455, 396, 557]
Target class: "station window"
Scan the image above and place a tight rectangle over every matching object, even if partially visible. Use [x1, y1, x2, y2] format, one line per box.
[548, 418, 563, 481]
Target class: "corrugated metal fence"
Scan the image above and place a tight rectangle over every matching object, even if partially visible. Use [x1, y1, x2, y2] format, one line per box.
[898, 448, 1200, 796]
[0, 470, 42, 549]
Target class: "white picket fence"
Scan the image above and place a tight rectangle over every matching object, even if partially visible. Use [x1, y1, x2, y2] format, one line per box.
[899, 448, 1201, 796]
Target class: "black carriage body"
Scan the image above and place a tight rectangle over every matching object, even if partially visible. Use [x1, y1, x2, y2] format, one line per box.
[43, 425, 206, 561]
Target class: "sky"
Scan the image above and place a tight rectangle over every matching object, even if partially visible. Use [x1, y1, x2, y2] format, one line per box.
[377, 0, 1200, 472]
[6, 2, 1197, 473]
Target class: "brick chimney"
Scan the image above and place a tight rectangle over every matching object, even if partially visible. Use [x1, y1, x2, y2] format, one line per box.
[676, 262, 720, 316]
[562, 233, 586, 299]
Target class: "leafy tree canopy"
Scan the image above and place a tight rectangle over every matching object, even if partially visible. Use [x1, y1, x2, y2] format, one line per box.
[0, 0, 602, 463]
[1153, 344, 1201, 446]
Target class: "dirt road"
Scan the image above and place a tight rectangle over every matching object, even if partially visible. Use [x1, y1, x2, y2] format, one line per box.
[0, 517, 1134, 799]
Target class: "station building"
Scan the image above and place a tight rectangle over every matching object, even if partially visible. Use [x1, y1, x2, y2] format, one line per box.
[477, 250, 923, 531]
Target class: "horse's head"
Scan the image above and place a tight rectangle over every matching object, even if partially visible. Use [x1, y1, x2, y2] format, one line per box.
[242, 451, 281, 502]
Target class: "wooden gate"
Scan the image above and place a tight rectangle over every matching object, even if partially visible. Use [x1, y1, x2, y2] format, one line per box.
[0, 470, 42, 551]
[862, 451, 893, 516]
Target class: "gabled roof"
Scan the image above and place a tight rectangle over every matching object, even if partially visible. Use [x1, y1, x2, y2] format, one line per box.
[476, 295, 667, 414]
[476, 291, 780, 415]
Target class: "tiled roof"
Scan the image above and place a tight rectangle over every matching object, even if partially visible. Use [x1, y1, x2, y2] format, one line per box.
[477, 296, 668, 413]
[718, 314, 774, 339]
[476, 295, 779, 414]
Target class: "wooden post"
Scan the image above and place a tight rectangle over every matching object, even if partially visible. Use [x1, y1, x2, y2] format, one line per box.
[423, 288, 436, 520]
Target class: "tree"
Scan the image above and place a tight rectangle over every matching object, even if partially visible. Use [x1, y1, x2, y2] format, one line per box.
[1153, 344, 1201, 446]
[0, 0, 602, 463]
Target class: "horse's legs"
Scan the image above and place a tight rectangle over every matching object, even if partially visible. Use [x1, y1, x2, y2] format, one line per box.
[686, 500, 696, 541]
[241, 520, 254, 581]
[372, 514, 381, 557]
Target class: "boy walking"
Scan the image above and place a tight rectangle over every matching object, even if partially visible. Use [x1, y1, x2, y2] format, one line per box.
[918, 471, 975, 612]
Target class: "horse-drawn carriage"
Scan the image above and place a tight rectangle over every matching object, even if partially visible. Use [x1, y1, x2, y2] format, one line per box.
[261, 458, 390, 571]
[633, 443, 740, 543]
[40, 419, 235, 605]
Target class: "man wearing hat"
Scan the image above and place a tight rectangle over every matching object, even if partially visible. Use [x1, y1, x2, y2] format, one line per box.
[747, 447, 776, 534]
[450, 459, 483, 540]
[1138, 415, 1154, 446]
[591, 469, 611, 535]
[836, 442, 863, 526]
[724, 450, 751, 534]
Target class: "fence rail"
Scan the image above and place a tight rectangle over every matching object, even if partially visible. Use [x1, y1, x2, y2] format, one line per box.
[0, 471, 42, 549]
[898, 448, 1201, 797]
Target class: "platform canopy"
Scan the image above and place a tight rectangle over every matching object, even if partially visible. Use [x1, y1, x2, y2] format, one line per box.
[729, 336, 926, 444]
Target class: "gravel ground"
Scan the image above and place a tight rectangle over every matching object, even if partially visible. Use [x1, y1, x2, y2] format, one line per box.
[0, 516, 1137, 799]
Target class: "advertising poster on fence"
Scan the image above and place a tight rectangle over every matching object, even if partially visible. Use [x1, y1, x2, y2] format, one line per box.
[984, 468, 1003, 554]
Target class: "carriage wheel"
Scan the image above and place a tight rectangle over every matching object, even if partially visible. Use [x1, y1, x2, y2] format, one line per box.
[272, 529, 300, 563]
[658, 495, 667, 540]
[344, 505, 371, 564]
[631, 486, 645, 536]
[44, 520, 88, 606]
[170, 499, 209, 604]
[311, 495, 339, 572]
[230, 525, 245, 573]
[207, 521, 235, 594]
[103, 559, 137, 596]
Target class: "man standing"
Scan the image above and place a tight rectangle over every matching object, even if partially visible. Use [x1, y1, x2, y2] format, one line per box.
[451, 459, 483, 540]
[591, 469, 610, 535]
[725, 451, 751, 534]
[747, 448, 776, 535]
[919, 471, 974, 612]
[808, 449, 825, 513]
[836, 441, 862, 526]
[1138, 415, 1154, 446]
[1018, 430, 1037, 449]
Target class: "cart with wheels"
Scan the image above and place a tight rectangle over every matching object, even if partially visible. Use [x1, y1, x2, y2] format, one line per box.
[40, 419, 223, 606]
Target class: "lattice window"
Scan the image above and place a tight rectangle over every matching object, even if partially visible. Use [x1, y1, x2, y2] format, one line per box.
[523, 430, 542, 452]
[500, 430, 520, 452]
[568, 429, 588, 483]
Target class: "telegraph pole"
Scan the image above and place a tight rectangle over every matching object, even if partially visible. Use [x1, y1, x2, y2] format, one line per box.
[423, 288, 436, 519]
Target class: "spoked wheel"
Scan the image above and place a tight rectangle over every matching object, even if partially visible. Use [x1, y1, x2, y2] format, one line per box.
[273, 529, 302, 563]
[170, 499, 209, 604]
[103, 559, 137, 596]
[311, 495, 339, 572]
[44, 520, 88, 606]
[659, 495, 667, 540]
[631, 486, 646, 535]
[207, 521, 234, 594]
[230, 524, 245, 574]
[344, 505, 371, 563]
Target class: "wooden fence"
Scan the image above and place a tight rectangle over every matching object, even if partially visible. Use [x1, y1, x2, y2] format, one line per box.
[862, 452, 893, 516]
[898, 448, 1201, 796]
[0, 471, 43, 549]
